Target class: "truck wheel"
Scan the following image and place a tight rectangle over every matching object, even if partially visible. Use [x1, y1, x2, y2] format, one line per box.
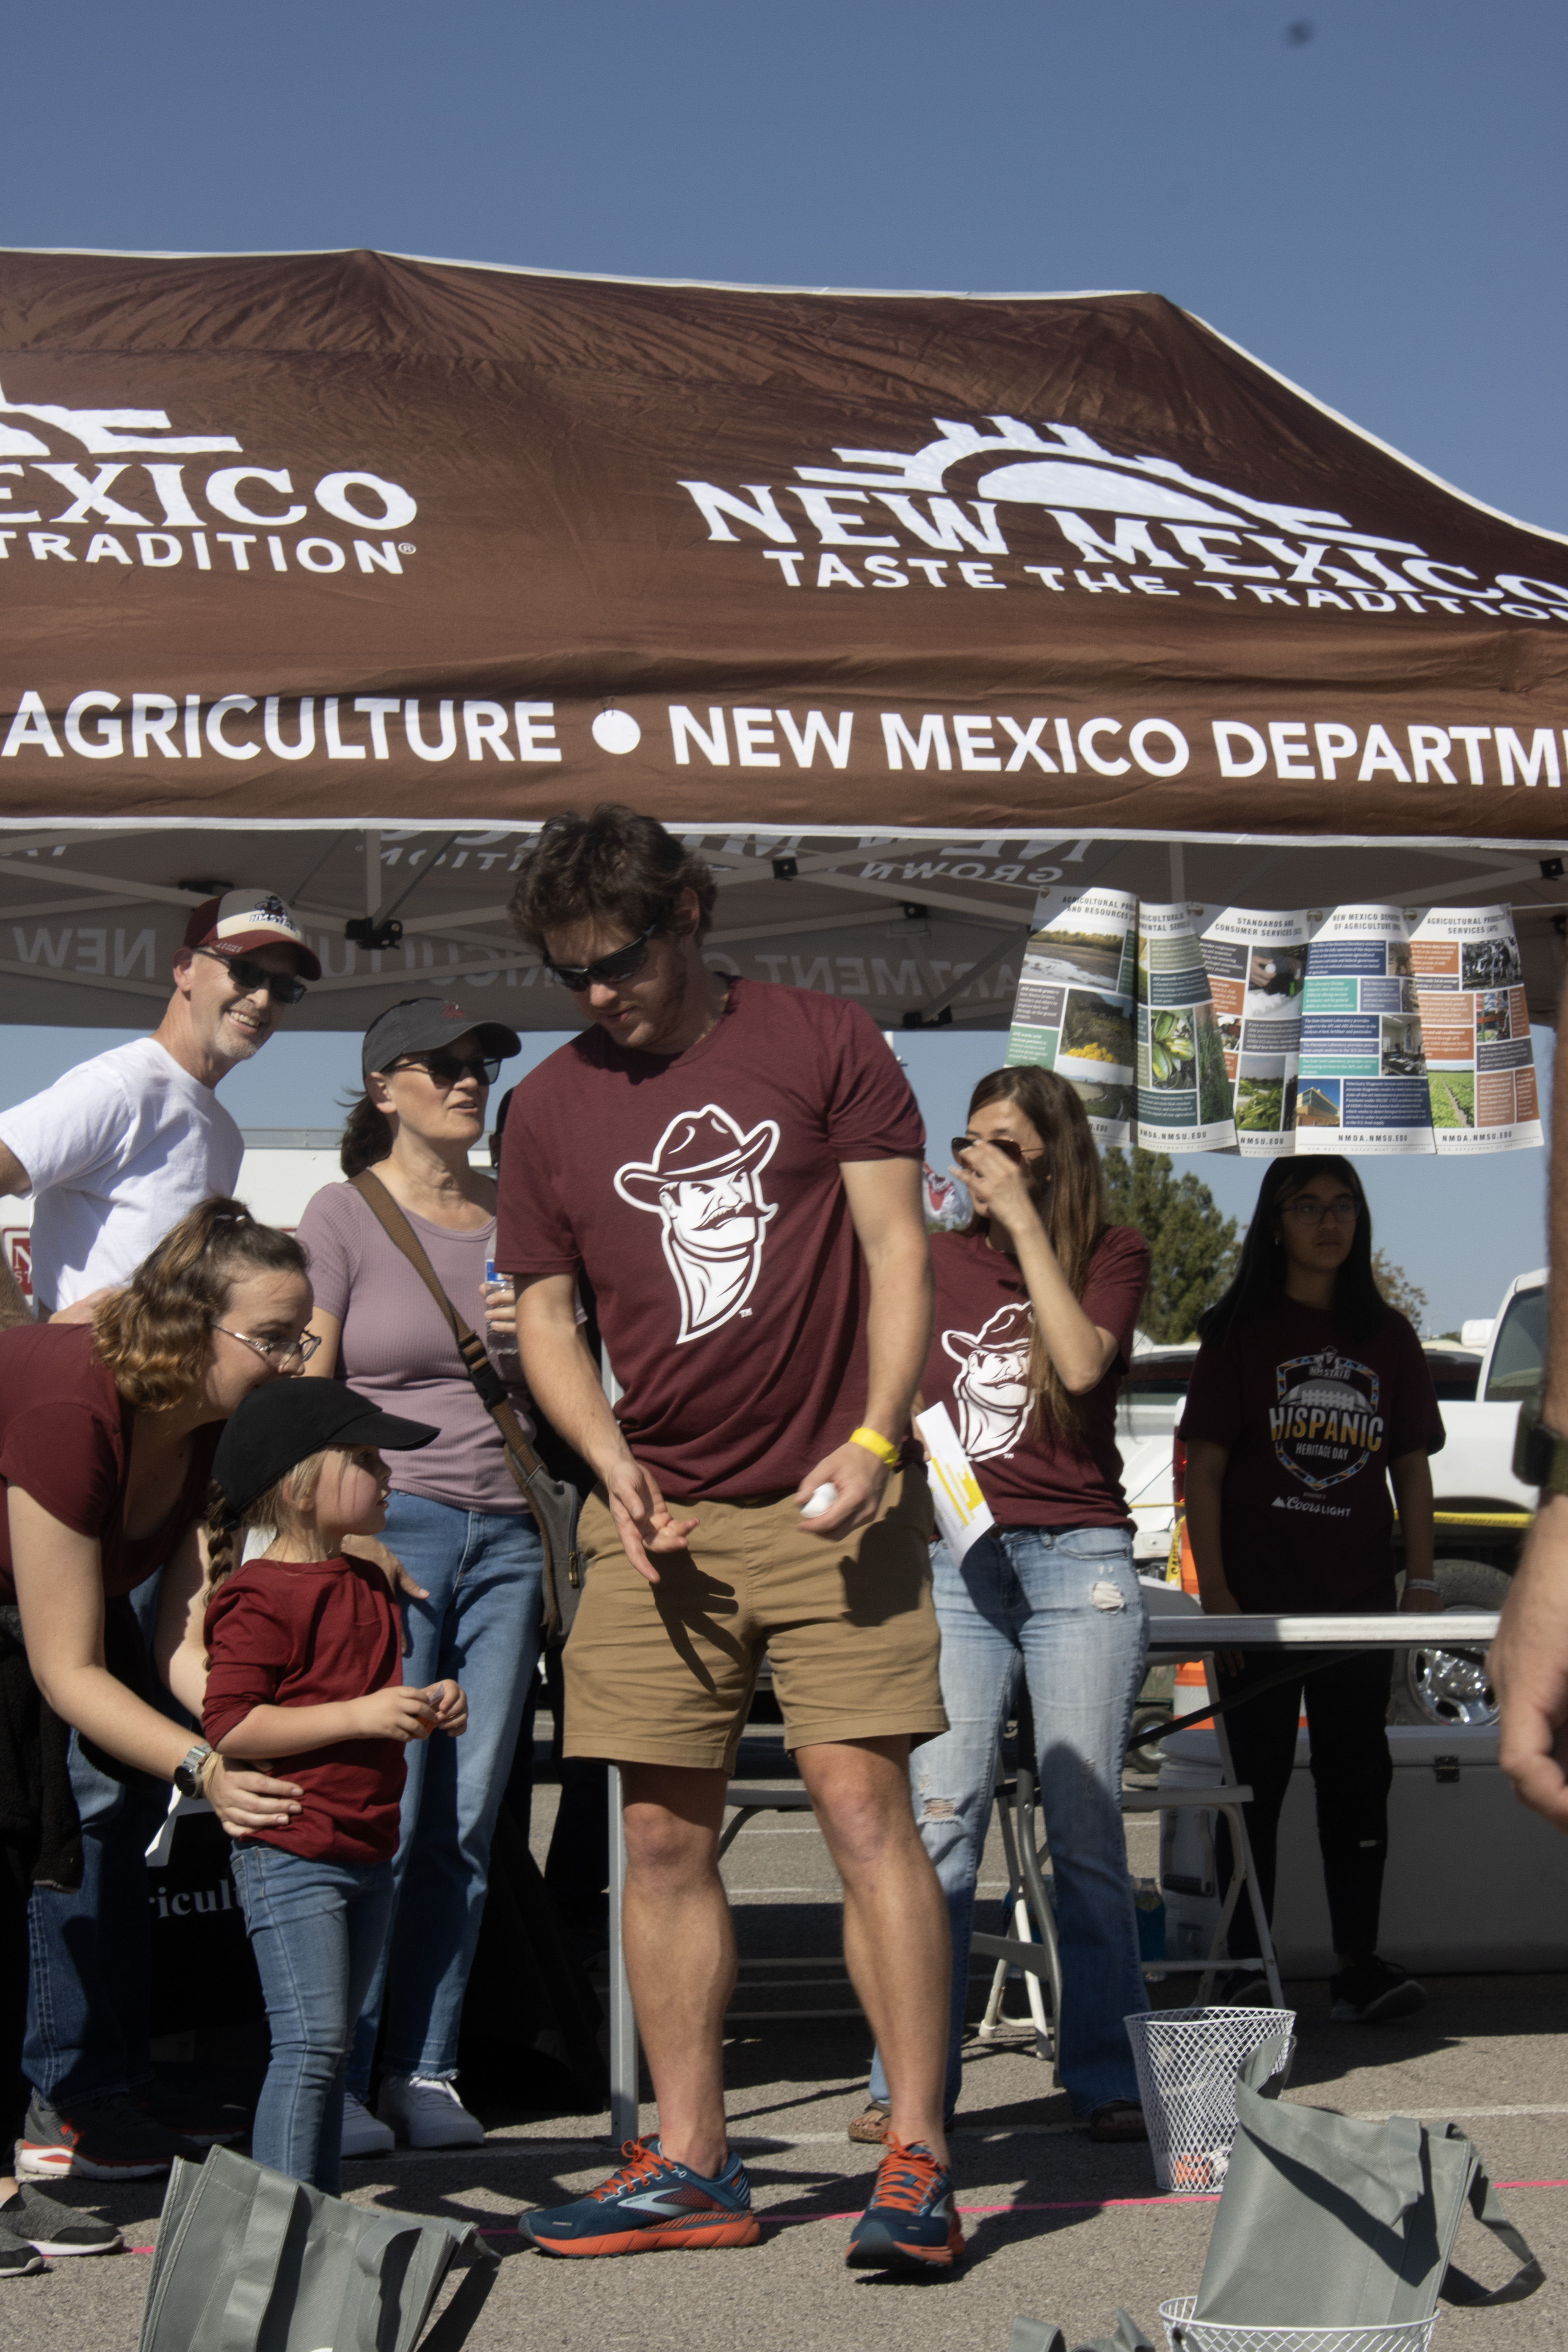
[1388, 1557, 1510, 1728]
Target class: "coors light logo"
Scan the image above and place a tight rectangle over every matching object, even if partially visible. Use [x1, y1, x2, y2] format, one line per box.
[681, 414, 1568, 621]
[0, 381, 417, 581]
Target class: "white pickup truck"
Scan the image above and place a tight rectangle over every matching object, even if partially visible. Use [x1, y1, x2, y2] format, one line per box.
[1116, 1271, 1544, 1729]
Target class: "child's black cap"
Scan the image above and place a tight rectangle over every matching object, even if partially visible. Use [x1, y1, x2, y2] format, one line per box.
[212, 1379, 437, 1528]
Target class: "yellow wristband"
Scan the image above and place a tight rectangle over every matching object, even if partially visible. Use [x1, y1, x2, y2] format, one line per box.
[849, 1426, 901, 1470]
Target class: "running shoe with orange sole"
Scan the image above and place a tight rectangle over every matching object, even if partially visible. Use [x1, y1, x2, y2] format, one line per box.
[522, 2138, 762, 2257]
[846, 2136, 964, 2272]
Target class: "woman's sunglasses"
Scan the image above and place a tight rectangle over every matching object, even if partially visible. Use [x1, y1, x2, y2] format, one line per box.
[390, 1051, 503, 1088]
[542, 918, 664, 993]
[951, 1134, 1035, 1166]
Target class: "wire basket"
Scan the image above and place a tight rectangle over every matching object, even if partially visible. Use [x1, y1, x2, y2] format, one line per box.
[1125, 2005, 1295, 2194]
[1160, 2298, 1438, 2352]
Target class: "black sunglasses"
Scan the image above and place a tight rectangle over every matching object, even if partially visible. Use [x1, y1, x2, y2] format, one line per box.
[952, 1134, 1036, 1167]
[390, 1051, 503, 1088]
[198, 948, 308, 1005]
[542, 917, 665, 994]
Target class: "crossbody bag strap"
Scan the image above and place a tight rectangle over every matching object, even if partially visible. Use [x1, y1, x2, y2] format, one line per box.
[348, 1171, 543, 1481]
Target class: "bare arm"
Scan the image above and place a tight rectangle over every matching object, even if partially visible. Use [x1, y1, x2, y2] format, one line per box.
[302, 1308, 341, 1377]
[217, 1685, 445, 1755]
[1390, 1450, 1440, 1608]
[794, 1157, 933, 1542]
[1182, 1436, 1246, 1673]
[958, 1137, 1117, 1391]
[515, 1270, 697, 1584]
[1493, 982, 1568, 1826]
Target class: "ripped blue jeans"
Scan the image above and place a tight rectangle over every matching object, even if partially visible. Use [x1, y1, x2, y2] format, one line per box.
[870, 1526, 1149, 2118]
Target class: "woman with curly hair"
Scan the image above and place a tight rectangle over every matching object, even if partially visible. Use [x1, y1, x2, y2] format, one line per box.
[0, 1198, 313, 2255]
[855, 1066, 1153, 2147]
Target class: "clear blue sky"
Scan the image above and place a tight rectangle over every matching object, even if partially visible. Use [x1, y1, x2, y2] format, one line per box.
[3, 0, 1563, 1331]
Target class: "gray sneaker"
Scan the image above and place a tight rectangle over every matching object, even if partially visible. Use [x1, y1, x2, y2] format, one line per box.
[0, 2185, 122, 2258]
[0, 2243, 47, 2280]
[16, 2091, 206, 2181]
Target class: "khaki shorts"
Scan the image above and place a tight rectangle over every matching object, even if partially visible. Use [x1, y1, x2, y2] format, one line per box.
[562, 1466, 946, 1773]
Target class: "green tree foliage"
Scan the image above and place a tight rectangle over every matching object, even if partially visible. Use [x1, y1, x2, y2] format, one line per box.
[1371, 1248, 1428, 1333]
[1101, 1147, 1239, 1343]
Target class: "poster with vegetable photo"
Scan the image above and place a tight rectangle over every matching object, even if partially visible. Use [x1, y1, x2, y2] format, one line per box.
[1200, 905, 1322, 1158]
[1135, 902, 1236, 1153]
[1408, 904, 1543, 1154]
[1294, 905, 1436, 1155]
[1005, 886, 1139, 1145]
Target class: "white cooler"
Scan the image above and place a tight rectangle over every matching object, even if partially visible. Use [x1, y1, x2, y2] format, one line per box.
[1157, 1722, 1568, 1975]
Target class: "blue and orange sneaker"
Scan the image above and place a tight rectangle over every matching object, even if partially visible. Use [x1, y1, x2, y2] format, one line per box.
[522, 2137, 762, 2257]
[846, 2135, 964, 2271]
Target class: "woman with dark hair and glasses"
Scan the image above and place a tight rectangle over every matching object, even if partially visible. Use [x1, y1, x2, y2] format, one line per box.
[1179, 1157, 1445, 2025]
[854, 1065, 1154, 2147]
[294, 1000, 533, 2154]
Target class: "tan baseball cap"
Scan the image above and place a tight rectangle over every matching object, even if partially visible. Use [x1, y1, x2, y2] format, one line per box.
[183, 889, 321, 982]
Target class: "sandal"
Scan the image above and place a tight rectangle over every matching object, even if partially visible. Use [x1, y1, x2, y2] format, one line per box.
[1085, 2099, 1148, 2143]
[847, 2100, 891, 2144]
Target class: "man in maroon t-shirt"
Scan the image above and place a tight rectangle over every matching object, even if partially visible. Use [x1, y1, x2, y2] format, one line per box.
[497, 807, 959, 2271]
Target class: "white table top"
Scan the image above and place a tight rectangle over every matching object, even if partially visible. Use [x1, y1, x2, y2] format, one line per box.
[1143, 1610, 1499, 1650]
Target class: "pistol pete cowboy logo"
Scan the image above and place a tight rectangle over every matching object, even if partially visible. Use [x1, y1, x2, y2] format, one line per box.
[614, 1105, 780, 1344]
[942, 1300, 1034, 1460]
[1270, 1347, 1385, 1494]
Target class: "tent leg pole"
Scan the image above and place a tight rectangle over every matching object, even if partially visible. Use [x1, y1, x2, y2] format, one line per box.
[608, 1764, 640, 2145]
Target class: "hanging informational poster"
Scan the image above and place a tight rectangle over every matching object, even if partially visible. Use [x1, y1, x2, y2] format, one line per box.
[1200, 907, 1320, 1158]
[1005, 887, 1139, 1145]
[1408, 906, 1543, 1153]
[1135, 903, 1237, 1154]
[1294, 906, 1436, 1155]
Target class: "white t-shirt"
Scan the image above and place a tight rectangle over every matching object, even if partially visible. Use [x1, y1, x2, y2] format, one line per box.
[0, 1037, 244, 1311]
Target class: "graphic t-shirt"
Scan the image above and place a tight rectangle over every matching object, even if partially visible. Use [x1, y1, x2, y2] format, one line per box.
[296, 1182, 535, 1516]
[495, 978, 924, 1498]
[924, 1225, 1150, 1528]
[1178, 1301, 1445, 1610]
[0, 1321, 220, 1604]
[0, 1037, 244, 1312]
[203, 1552, 405, 1865]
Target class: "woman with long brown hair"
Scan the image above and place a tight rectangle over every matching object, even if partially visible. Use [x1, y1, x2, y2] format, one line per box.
[0, 1198, 314, 2254]
[856, 1066, 1153, 2145]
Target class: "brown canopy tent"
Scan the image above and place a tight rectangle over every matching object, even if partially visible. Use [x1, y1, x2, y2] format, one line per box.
[1, 247, 1565, 1033]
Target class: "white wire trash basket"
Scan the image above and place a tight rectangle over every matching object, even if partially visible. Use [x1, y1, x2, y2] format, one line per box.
[1125, 2006, 1296, 2194]
[1159, 2299, 1438, 2352]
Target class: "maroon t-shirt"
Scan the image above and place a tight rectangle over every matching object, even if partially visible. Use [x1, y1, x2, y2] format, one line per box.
[1178, 1301, 1445, 1611]
[204, 1554, 405, 1865]
[0, 1321, 219, 1605]
[925, 1225, 1150, 1528]
[495, 978, 924, 1498]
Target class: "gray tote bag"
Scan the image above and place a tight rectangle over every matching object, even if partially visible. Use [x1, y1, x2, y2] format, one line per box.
[138, 2147, 498, 2352]
[1189, 2035, 1542, 2328]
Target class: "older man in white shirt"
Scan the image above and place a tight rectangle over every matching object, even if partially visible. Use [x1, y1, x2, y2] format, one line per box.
[0, 889, 319, 1321]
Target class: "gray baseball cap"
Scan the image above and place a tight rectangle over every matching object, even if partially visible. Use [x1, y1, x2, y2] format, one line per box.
[361, 997, 521, 1082]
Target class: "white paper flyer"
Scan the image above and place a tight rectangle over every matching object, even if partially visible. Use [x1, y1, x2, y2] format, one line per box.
[1408, 905, 1543, 1154]
[915, 1402, 996, 1565]
[1200, 905, 1321, 1158]
[1004, 887, 1139, 1146]
[1294, 905, 1436, 1156]
[1134, 902, 1237, 1154]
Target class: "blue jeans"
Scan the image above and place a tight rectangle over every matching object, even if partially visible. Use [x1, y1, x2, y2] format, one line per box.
[230, 1842, 394, 2193]
[347, 1494, 543, 2094]
[870, 1526, 1149, 2119]
[23, 1733, 165, 2107]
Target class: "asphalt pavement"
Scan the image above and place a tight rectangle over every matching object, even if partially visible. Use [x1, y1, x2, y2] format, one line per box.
[8, 1732, 1566, 2352]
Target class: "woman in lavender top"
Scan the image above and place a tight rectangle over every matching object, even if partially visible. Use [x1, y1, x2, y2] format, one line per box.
[295, 999, 534, 2154]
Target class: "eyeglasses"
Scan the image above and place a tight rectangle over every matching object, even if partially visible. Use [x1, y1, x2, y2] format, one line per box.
[389, 1051, 502, 1088]
[213, 1326, 323, 1368]
[951, 1134, 1039, 1167]
[1284, 1194, 1361, 1225]
[197, 948, 309, 1006]
[542, 918, 665, 993]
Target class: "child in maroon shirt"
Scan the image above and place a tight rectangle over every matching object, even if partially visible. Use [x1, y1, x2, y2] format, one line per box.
[201, 1381, 467, 2192]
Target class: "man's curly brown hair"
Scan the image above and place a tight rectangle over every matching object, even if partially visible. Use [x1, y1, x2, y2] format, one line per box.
[507, 804, 717, 953]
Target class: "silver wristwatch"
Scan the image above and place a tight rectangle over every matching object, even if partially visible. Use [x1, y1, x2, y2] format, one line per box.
[173, 1740, 213, 1798]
